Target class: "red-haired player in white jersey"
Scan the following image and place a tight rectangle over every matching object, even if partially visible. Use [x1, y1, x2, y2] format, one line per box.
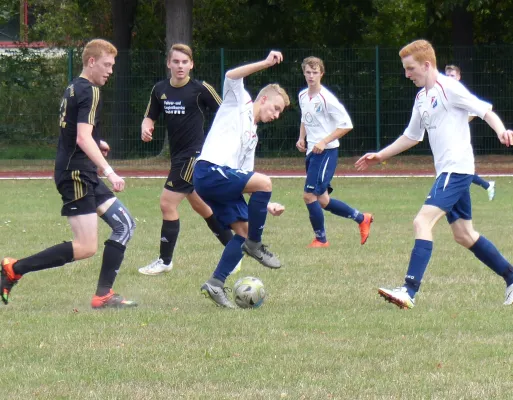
[356, 39, 513, 309]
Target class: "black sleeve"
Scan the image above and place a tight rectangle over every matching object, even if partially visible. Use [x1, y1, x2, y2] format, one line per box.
[200, 81, 222, 112]
[144, 85, 161, 120]
[77, 85, 100, 126]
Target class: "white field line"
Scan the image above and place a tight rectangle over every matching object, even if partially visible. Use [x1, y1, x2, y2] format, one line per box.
[2, 173, 513, 180]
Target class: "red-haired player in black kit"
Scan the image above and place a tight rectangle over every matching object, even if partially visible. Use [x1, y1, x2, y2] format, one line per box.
[1, 39, 137, 309]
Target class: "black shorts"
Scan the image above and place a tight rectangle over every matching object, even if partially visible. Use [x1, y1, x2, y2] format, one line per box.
[55, 170, 115, 216]
[164, 156, 197, 194]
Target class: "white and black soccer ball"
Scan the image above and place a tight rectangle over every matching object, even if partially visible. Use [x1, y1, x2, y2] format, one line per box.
[233, 276, 266, 309]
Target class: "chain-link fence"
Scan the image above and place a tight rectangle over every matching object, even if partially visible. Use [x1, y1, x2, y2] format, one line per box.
[1, 46, 513, 164]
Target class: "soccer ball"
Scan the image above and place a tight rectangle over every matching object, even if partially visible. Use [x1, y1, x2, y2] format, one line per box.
[233, 276, 266, 309]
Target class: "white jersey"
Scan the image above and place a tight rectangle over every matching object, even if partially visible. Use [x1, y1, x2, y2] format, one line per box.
[197, 77, 257, 171]
[299, 86, 353, 155]
[404, 73, 492, 177]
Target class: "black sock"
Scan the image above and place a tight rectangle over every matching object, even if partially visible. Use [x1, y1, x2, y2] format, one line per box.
[13, 241, 74, 275]
[160, 219, 180, 265]
[96, 240, 126, 296]
[204, 215, 233, 246]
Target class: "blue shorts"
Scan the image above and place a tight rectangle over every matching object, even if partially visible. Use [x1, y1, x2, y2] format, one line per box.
[425, 173, 474, 224]
[304, 149, 338, 195]
[193, 161, 254, 229]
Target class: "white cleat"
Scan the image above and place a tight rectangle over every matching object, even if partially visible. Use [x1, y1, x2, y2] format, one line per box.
[487, 181, 495, 201]
[378, 286, 415, 309]
[138, 258, 173, 275]
[504, 283, 513, 305]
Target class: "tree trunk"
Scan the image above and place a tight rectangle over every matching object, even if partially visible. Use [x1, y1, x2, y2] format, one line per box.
[451, 3, 474, 85]
[110, 0, 138, 159]
[165, 0, 193, 49]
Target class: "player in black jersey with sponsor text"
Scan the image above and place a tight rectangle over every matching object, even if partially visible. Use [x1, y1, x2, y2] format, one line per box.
[138, 43, 239, 275]
[0, 39, 137, 309]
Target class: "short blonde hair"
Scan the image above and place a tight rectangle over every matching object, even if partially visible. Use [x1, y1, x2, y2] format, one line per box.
[82, 39, 117, 67]
[445, 64, 461, 75]
[256, 84, 290, 107]
[301, 56, 325, 74]
[168, 43, 193, 61]
[399, 39, 437, 68]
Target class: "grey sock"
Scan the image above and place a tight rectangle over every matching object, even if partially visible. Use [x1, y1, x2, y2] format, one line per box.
[207, 278, 224, 287]
[245, 239, 261, 250]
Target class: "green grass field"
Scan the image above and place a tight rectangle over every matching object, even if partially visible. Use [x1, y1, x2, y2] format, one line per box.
[1, 177, 513, 399]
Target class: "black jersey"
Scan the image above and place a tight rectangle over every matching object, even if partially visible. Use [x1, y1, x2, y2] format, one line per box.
[144, 77, 222, 159]
[55, 77, 102, 171]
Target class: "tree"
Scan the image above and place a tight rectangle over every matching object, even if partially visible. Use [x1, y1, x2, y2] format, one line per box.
[110, 0, 138, 158]
[165, 0, 193, 49]
[29, 0, 111, 46]
[362, 0, 426, 47]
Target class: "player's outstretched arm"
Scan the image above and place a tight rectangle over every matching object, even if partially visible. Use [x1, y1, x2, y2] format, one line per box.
[355, 135, 419, 171]
[225, 50, 283, 80]
[483, 110, 513, 147]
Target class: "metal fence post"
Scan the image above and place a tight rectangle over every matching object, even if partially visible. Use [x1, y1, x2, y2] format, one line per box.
[375, 45, 380, 151]
[68, 48, 74, 82]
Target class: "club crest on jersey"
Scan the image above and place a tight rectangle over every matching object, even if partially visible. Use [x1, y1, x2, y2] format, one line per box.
[431, 96, 437, 108]
[314, 102, 322, 113]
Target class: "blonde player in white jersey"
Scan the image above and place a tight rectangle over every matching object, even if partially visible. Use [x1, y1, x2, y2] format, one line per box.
[445, 64, 495, 201]
[193, 51, 290, 308]
[356, 39, 513, 309]
[296, 56, 373, 248]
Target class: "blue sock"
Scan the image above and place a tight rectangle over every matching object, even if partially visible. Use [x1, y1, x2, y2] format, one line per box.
[247, 191, 272, 243]
[324, 198, 364, 224]
[404, 239, 433, 298]
[212, 234, 245, 283]
[472, 175, 489, 190]
[469, 236, 513, 285]
[306, 201, 327, 242]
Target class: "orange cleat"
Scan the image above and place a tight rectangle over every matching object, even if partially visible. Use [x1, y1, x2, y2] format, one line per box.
[91, 289, 138, 309]
[358, 213, 374, 245]
[1, 257, 21, 305]
[307, 239, 330, 248]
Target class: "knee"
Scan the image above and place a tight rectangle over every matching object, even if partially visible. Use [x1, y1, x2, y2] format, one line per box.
[260, 175, 272, 192]
[453, 229, 478, 248]
[73, 241, 98, 260]
[116, 211, 136, 245]
[303, 192, 316, 204]
[103, 200, 136, 246]
[160, 197, 174, 213]
[233, 224, 248, 238]
[160, 200, 178, 219]
[318, 194, 330, 208]
[413, 215, 429, 235]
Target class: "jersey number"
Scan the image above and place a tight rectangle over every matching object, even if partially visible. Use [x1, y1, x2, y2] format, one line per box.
[59, 98, 67, 128]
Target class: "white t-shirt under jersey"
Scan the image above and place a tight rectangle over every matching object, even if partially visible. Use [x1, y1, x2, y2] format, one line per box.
[197, 76, 257, 171]
[403, 73, 492, 177]
[299, 86, 353, 155]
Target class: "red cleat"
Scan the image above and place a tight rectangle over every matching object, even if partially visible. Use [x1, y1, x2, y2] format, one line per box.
[91, 289, 138, 309]
[1, 257, 21, 305]
[359, 213, 374, 245]
[307, 239, 330, 248]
